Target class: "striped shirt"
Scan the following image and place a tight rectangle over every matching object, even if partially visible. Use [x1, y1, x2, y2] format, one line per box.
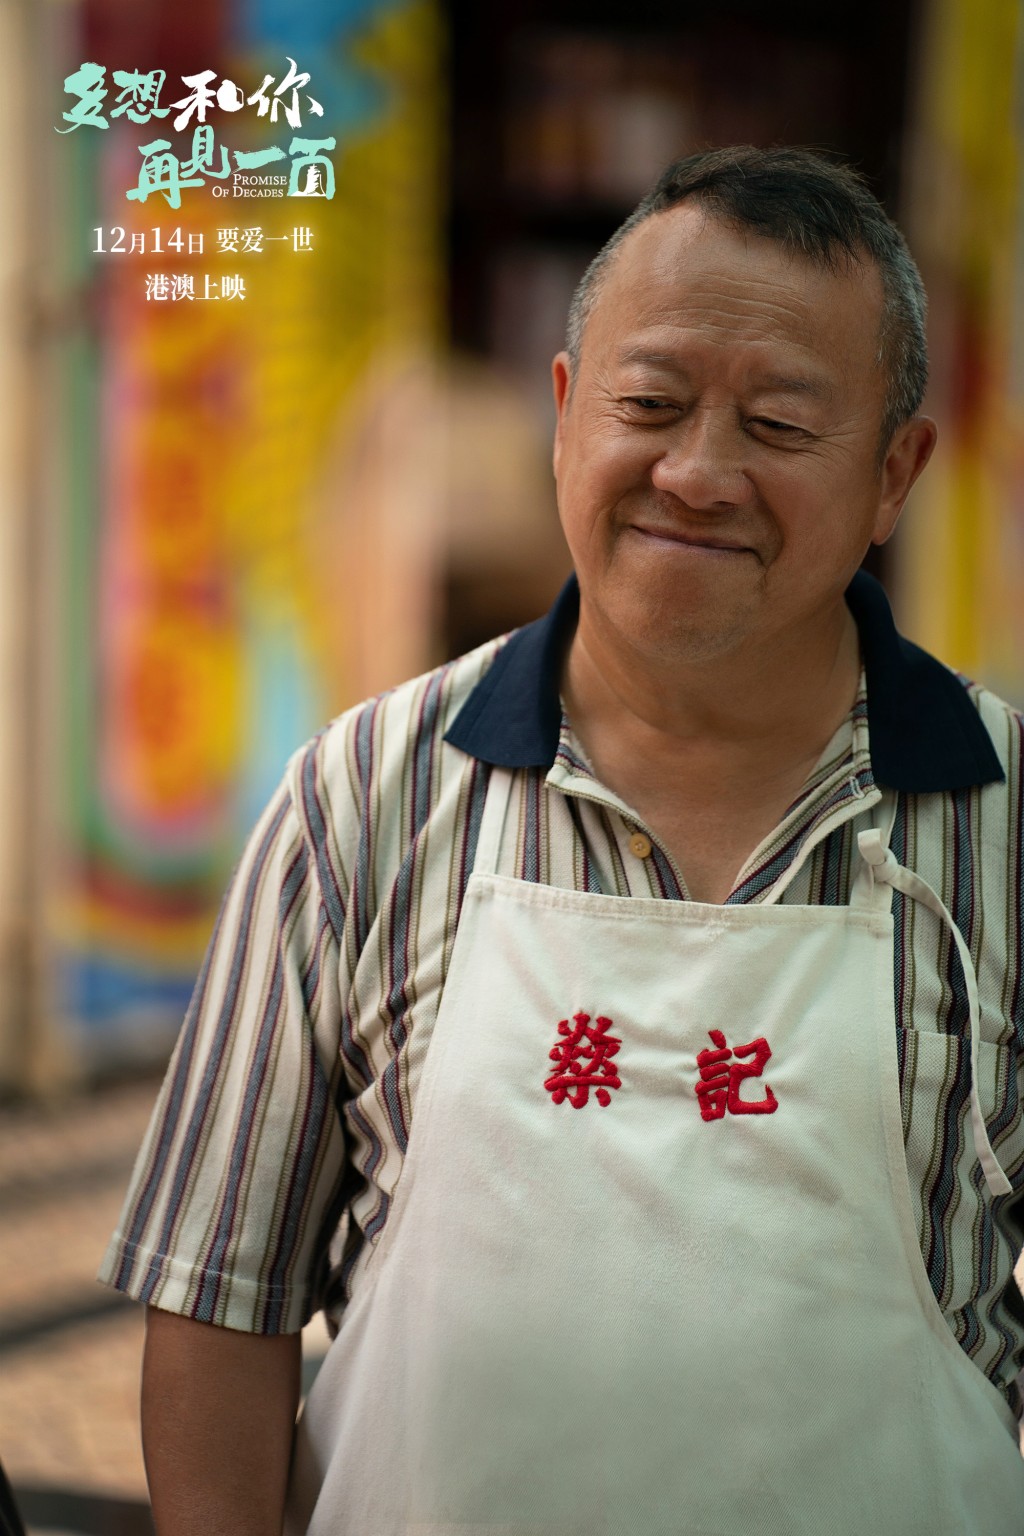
[99, 571, 1024, 1414]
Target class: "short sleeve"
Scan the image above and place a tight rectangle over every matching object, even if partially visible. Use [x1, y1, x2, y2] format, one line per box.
[97, 756, 348, 1334]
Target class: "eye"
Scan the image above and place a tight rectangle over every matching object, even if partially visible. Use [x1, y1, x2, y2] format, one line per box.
[625, 397, 676, 414]
[750, 417, 805, 437]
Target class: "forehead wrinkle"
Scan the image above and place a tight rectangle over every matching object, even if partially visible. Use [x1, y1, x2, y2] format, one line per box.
[662, 297, 825, 340]
[599, 205, 886, 352]
[612, 346, 836, 402]
[645, 232, 869, 300]
[646, 259, 830, 310]
[638, 251, 880, 334]
[614, 295, 844, 358]
[615, 346, 683, 368]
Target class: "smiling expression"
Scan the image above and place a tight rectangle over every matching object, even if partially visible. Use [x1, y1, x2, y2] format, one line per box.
[552, 203, 922, 667]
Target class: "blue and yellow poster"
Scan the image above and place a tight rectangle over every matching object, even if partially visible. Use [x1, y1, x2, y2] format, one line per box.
[47, 0, 443, 1072]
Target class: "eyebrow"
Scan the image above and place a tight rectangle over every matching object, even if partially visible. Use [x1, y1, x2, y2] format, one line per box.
[755, 372, 834, 403]
[614, 349, 834, 402]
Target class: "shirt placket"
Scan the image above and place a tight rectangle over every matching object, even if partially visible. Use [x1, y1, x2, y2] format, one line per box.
[546, 689, 878, 905]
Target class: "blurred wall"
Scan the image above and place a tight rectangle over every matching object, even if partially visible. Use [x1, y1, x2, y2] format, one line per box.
[13, 0, 449, 1089]
[0, 0, 32, 1087]
[897, 0, 1024, 700]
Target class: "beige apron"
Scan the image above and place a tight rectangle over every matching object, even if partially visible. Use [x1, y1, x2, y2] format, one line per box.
[287, 771, 1024, 1535]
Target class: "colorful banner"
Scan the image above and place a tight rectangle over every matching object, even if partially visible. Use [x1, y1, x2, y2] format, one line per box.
[898, 0, 1024, 702]
[52, 0, 443, 1065]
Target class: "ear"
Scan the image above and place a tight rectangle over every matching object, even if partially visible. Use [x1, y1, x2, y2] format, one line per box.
[870, 415, 938, 545]
[552, 352, 572, 476]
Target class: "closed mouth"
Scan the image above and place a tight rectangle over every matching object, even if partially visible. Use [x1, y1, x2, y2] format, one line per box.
[631, 525, 752, 553]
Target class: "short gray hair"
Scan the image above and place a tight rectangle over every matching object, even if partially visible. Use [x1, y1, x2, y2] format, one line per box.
[565, 146, 928, 451]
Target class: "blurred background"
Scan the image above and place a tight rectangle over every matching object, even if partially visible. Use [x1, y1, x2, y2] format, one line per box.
[1, 0, 1022, 1529]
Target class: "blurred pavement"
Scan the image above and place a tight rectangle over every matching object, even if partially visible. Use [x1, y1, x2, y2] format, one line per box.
[0, 1078, 156, 1534]
[0, 1077, 329, 1536]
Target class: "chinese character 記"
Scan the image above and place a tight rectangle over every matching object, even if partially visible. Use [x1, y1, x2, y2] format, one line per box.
[694, 1030, 778, 1121]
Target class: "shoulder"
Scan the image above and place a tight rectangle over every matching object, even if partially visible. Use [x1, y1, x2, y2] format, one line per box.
[286, 632, 509, 813]
[932, 677, 1024, 891]
[275, 634, 511, 897]
[953, 674, 1024, 785]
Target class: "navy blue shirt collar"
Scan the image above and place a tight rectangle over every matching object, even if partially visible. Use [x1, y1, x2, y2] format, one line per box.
[444, 570, 1004, 793]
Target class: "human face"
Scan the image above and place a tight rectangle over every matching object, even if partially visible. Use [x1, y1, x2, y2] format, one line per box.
[552, 205, 934, 669]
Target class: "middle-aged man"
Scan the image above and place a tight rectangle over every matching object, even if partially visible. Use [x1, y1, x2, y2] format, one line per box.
[101, 147, 1024, 1535]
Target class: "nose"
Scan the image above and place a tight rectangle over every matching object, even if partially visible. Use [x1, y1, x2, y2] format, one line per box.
[649, 407, 753, 509]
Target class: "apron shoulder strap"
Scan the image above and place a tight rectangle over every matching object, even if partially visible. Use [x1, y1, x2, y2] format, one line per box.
[855, 793, 1012, 1199]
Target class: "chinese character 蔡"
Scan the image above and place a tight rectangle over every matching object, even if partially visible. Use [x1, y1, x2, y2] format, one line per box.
[545, 1012, 622, 1109]
[694, 1030, 778, 1121]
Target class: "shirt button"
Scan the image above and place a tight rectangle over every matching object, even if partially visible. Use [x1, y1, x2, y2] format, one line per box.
[629, 831, 653, 859]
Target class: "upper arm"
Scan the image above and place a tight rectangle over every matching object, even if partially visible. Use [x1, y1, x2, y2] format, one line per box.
[100, 735, 358, 1334]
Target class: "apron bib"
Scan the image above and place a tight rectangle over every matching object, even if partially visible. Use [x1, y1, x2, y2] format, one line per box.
[288, 771, 1024, 1535]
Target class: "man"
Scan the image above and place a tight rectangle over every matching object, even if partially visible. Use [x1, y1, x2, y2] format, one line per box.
[101, 147, 1024, 1534]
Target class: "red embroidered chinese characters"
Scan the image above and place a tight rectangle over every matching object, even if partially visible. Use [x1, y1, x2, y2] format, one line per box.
[695, 1029, 778, 1121]
[545, 1012, 622, 1108]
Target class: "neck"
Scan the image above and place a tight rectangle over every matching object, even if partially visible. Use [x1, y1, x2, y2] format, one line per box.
[563, 596, 861, 774]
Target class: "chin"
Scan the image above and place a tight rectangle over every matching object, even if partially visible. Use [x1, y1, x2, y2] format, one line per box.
[616, 604, 752, 665]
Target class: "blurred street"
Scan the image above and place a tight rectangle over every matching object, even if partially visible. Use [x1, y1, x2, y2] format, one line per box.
[0, 1076, 328, 1536]
[0, 1078, 155, 1534]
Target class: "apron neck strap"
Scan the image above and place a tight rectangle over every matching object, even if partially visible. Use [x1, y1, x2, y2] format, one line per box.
[849, 791, 899, 917]
[854, 793, 1012, 1200]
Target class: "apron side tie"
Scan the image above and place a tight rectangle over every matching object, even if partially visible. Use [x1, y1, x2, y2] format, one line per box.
[857, 829, 1012, 1199]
